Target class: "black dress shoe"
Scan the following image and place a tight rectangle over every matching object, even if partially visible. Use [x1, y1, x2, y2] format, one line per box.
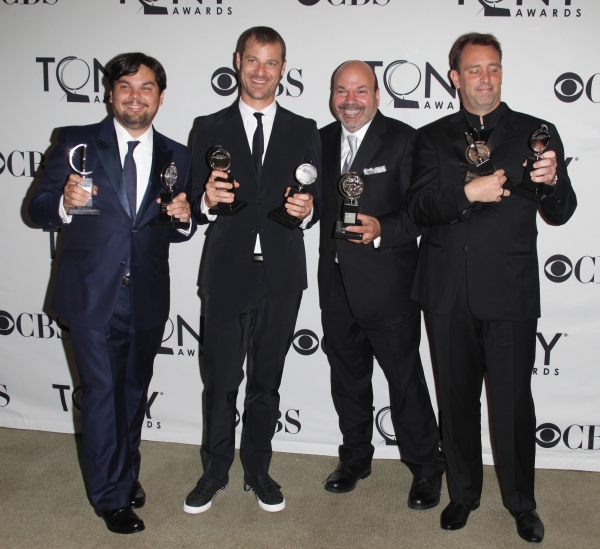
[440, 500, 480, 530]
[130, 480, 146, 509]
[324, 462, 371, 493]
[100, 507, 145, 534]
[408, 476, 442, 510]
[510, 509, 544, 543]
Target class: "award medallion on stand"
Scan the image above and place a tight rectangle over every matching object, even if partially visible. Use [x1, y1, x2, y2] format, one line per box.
[333, 171, 364, 240]
[268, 162, 317, 229]
[207, 146, 247, 216]
[464, 130, 496, 184]
[68, 144, 100, 215]
[150, 162, 190, 229]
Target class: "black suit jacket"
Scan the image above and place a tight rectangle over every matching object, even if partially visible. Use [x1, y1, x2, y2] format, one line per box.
[191, 101, 322, 297]
[28, 118, 196, 330]
[318, 110, 420, 320]
[407, 103, 577, 321]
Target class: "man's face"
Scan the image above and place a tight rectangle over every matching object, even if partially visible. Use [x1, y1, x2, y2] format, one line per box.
[332, 61, 380, 133]
[450, 44, 502, 116]
[109, 64, 164, 136]
[235, 37, 286, 107]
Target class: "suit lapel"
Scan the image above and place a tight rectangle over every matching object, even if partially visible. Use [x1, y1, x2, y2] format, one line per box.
[486, 103, 514, 153]
[93, 120, 132, 218]
[223, 101, 256, 182]
[325, 123, 343, 195]
[260, 104, 292, 188]
[350, 110, 385, 176]
[136, 129, 173, 224]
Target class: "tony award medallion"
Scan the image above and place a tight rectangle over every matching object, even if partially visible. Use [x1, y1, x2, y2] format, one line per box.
[150, 162, 190, 229]
[207, 145, 247, 216]
[464, 130, 496, 184]
[68, 144, 100, 215]
[511, 124, 554, 201]
[268, 162, 317, 229]
[333, 172, 364, 240]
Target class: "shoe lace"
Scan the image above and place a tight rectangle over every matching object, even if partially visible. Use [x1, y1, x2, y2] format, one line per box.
[195, 477, 219, 496]
[255, 475, 281, 496]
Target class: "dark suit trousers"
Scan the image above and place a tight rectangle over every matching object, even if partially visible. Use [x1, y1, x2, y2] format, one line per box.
[201, 263, 302, 479]
[425, 266, 537, 511]
[322, 265, 444, 476]
[68, 286, 162, 512]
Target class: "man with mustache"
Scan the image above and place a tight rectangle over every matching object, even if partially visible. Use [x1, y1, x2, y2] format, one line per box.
[29, 53, 195, 534]
[317, 61, 444, 506]
[407, 33, 576, 542]
[184, 27, 322, 514]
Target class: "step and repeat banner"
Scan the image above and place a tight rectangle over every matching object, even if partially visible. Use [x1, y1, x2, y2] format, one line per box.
[1, 0, 599, 472]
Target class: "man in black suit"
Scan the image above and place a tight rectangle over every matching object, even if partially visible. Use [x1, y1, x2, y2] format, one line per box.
[407, 34, 576, 542]
[28, 53, 196, 534]
[185, 27, 322, 514]
[318, 61, 444, 508]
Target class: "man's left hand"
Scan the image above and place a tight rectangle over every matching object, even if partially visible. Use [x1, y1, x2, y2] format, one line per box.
[156, 192, 191, 223]
[284, 188, 314, 220]
[347, 213, 381, 245]
[530, 150, 557, 184]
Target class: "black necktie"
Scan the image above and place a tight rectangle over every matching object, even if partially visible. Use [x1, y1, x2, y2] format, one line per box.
[123, 140, 139, 217]
[252, 112, 264, 178]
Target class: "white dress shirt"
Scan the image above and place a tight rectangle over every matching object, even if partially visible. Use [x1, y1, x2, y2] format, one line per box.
[201, 99, 312, 254]
[339, 120, 380, 248]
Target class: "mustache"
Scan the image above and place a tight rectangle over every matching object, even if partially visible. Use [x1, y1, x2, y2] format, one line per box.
[337, 103, 365, 112]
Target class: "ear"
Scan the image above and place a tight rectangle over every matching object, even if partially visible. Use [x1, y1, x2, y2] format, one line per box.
[375, 88, 380, 107]
[159, 90, 165, 106]
[235, 52, 241, 72]
[281, 60, 287, 78]
[450, 69, 460, 90]
[108, 90, 113, 104]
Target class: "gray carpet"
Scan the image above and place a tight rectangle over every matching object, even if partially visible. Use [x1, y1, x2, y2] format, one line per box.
[1, 427, 599, 548]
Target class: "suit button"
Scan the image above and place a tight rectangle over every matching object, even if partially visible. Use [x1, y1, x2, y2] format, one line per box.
[257, 199, 262, 205]
[120, 261, 125, 266]
[252, 227, 257, 233]
[463, 245, 468, 251]
[132, 229, 137, 233]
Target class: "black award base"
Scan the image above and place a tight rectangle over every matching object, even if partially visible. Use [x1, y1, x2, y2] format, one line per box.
[509, 158, 554, 201]
[333, 201, 362, 240]
[151, 192, 191, 229]
[208, 200, 247, 216]
[268, 207, 302, 229]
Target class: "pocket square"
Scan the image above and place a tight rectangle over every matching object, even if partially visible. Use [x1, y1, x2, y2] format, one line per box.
[364, 165, 386, 175]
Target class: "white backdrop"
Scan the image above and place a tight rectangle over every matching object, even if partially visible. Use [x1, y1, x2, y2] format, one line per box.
[1, 0, 599, 472]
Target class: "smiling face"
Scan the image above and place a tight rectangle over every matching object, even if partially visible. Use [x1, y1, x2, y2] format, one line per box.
[109, 64, 164, 137]
[450, 44, 502, 116]
[332, 61, 380, 133]
[235, 37, 286, 110]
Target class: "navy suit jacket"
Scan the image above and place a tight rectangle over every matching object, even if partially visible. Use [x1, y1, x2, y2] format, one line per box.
[407, 103, 576, 321]
[191, 101, 322, 298]
[29, 118, 196, 331]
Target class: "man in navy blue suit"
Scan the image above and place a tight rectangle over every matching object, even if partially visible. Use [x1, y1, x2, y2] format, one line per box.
[28, 53, 196, 534]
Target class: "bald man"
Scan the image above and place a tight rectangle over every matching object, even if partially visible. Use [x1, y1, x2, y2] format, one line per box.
[317, 61, 445, 507]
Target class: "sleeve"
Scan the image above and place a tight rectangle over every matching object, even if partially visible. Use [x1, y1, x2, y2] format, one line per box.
[190, 118, 213, 225]
[302, 121, 323, 229]
[170, 147, 197, 243]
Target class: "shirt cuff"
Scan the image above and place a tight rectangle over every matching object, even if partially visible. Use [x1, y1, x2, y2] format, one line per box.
[59, 195, 72, 224]
[200, 192, 217, 221]
[299, 208, 314, 229]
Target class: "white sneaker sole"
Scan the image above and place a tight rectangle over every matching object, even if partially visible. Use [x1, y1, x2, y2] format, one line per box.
[245, 484, 286, 512]
[183, 483, 228, 514]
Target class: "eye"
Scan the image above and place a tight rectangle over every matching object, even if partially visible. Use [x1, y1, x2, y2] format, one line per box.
[0, 310, 15, 335]
[211, 67, 238, 96]
[544, 255, 573, 282]
[292, 329, 320, 355]
[554, 72, 584, 103]
[536, 423, 561, 448]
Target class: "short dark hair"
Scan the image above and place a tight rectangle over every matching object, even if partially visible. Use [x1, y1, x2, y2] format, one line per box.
[108, 52, 167, 93]
[449, 33, 502, 73]
[235, 26, 286, 64]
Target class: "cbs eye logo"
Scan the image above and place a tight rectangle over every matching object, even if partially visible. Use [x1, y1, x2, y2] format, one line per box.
[292, 329, 323, 355]
[536, 423, 561, 448]
[555, 72, 600, 103]
[0, 311, 15, 336]
[544, 255, 572, 283]
[211, 67, 237, 96]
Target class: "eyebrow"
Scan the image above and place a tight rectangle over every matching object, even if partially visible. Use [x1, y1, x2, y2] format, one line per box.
[117, 78, 156, 86]
[465, 62, 502, 70]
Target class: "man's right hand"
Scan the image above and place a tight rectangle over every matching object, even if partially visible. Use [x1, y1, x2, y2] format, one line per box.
[204, 170, 240, 209]
[464, 169, 509, 203]
[63, 174, 98, 214]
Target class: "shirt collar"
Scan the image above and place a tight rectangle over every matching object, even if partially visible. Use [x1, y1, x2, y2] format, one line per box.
[463, 103, 502, 133]
[113, 118, 153, 149]
[341, 118, 373, 145]
[239, 97, 278, 120]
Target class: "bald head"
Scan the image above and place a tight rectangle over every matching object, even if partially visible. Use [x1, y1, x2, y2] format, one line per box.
[331, 60, 380, 133]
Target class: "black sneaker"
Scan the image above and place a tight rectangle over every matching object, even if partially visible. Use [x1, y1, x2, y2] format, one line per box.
[244, 474, 286, 512]
[183, 475, 229, 514]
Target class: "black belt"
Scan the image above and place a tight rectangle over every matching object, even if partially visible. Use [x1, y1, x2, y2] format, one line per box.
[122, 275, 130, 287]
[253, 254, 263, 263]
